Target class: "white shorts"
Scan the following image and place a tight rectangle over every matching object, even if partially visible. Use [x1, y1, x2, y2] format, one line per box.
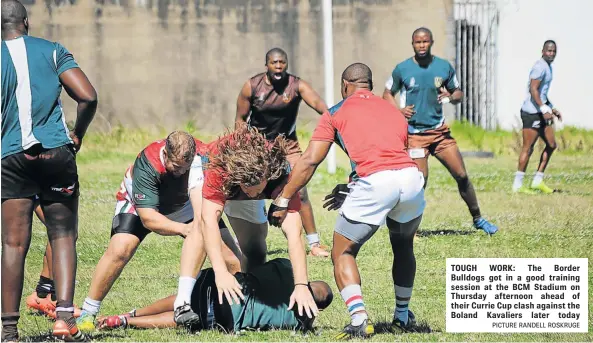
[223, 199, 267, 224]
[339, 167, 426, 226]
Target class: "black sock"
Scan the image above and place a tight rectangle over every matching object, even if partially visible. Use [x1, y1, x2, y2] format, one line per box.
[36, 275, 55, 299]
[1, 312, 20, 341]
[56, 301, 76, 329]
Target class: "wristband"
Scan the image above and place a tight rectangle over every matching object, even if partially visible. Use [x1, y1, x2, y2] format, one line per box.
[441, 96, 451, 104]
[539, 105, 552, 114]
[295, 283, 309, 287]
[274, 196, 290, 208]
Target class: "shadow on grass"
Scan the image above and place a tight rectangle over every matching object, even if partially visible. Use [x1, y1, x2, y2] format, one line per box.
[416, 229, 475, 237]
[20, 331, 126, 342]
[374, 320, 436, 334]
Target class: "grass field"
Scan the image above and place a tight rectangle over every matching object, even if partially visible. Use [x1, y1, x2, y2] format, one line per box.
[16, 125, 593, 342]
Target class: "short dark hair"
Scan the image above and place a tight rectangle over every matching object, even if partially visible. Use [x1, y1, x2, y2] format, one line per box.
[412, 27, 433, 41]
[310, 281, 333, 310]
[1, 0, 27, 30]
[265, 47, 288, 64]
[543, 40, 556, 49]
[341, 62, 372, 86]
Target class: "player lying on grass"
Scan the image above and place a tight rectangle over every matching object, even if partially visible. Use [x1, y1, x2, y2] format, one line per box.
[97, 258, 333, 333]
[77, 131, 242, 331]
[174, 125, 319, 326]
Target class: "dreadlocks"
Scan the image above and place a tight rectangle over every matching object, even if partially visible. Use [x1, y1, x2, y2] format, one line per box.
[207, 125, 289, 198]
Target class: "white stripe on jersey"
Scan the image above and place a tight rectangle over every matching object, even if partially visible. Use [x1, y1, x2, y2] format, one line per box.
[5, 38, 40, 150]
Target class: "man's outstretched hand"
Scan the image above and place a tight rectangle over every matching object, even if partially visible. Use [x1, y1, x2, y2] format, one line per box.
[323, 184, 349, 211]
[268, 197, 289, 227]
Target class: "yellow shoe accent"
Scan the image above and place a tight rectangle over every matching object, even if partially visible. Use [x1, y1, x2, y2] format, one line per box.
[515, 186, 537, 194]
[531, 182, 554, 194]
[76, 312, 96, 332]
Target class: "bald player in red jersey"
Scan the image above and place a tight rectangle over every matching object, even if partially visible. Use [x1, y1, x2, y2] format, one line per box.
[268, 63, 425, 339]
[235, 47, 330, 257]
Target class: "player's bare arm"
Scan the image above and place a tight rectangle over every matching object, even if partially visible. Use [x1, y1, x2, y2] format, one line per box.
[299, 80, 328, 114]
[200, 199, 244, 305]
[235, 80, 252, 129]
[437, 87, 463, 105]
[281, 213, 319, 318]
[383, 88, 415, 119]
[382, 88, 398, 107]
[269, 140, 332, 226]
[529, 78, 553, 119]
[136, 208, 190, 237]
[60, 67, 98, 151]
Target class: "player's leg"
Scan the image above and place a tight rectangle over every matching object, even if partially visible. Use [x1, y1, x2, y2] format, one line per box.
[99, 312, 177, 330]
[97, 295, 177, 330]
[173, 200, 210, 326]
[77, 211, 146, 331]
[1, 151, 40, 341]
[332, 229, 374, 340]
[122, 312, 177, 329]
[1, 198, 35, 342]
[41, 198, 85, 341]
[514, 113, 541, 193]
[38, 145, 85, 341]
[225, 200, 268, 272]
[433, 137, 497, 234]
[173, 196, 243, 327]
[333, 170, 406, 339]
[136, 295, 176, 317]
[531, 123, 557, 193]
[383, 167, 425, 331]
[286, 153, 329, 257]
[27, 202, 59, 315]
[387, 216, 422, 331]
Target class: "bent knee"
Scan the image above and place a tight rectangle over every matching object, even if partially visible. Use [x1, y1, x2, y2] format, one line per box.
[105, 240, 137, 263]
[547, 142, 557, 151]
[454, 173, 469, 185]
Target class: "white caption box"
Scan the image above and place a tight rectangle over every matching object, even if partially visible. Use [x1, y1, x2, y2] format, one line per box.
[446, 258, 588, 333]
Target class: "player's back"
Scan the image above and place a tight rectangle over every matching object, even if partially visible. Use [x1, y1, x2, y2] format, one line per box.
[324, 90, 416, 178]
[1, 35, 79, 158]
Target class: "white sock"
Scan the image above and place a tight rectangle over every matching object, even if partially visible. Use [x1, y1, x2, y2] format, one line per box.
[306, 233, 320, 247]
[340, 284, 368, 326]
[173, 276, 197, 310]
[531, 172, 544, 187]
[82, 298, 102, 316]
[512, 171, 525, 191]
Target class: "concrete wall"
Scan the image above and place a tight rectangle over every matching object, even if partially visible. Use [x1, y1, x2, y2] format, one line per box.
[496, 0, 593, 130]
[25, 0, 453, 133]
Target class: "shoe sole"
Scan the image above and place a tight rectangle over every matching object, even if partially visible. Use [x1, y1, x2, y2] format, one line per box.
[334, 326, 375, 340]
[52, 329, 86, 342]
[175, 314, 201, 327]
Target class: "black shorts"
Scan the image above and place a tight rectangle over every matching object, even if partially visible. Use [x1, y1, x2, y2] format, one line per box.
[1, 144, 79, 202]
[190, 268, 235, 332]
[110, 213, 228, 242]
[521, 111, 553, 130]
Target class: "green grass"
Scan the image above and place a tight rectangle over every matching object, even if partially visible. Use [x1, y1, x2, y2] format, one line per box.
[17, 125, 593, 342]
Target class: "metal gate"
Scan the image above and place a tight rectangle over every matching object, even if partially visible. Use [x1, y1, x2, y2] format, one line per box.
[454, 0, 499, 130]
